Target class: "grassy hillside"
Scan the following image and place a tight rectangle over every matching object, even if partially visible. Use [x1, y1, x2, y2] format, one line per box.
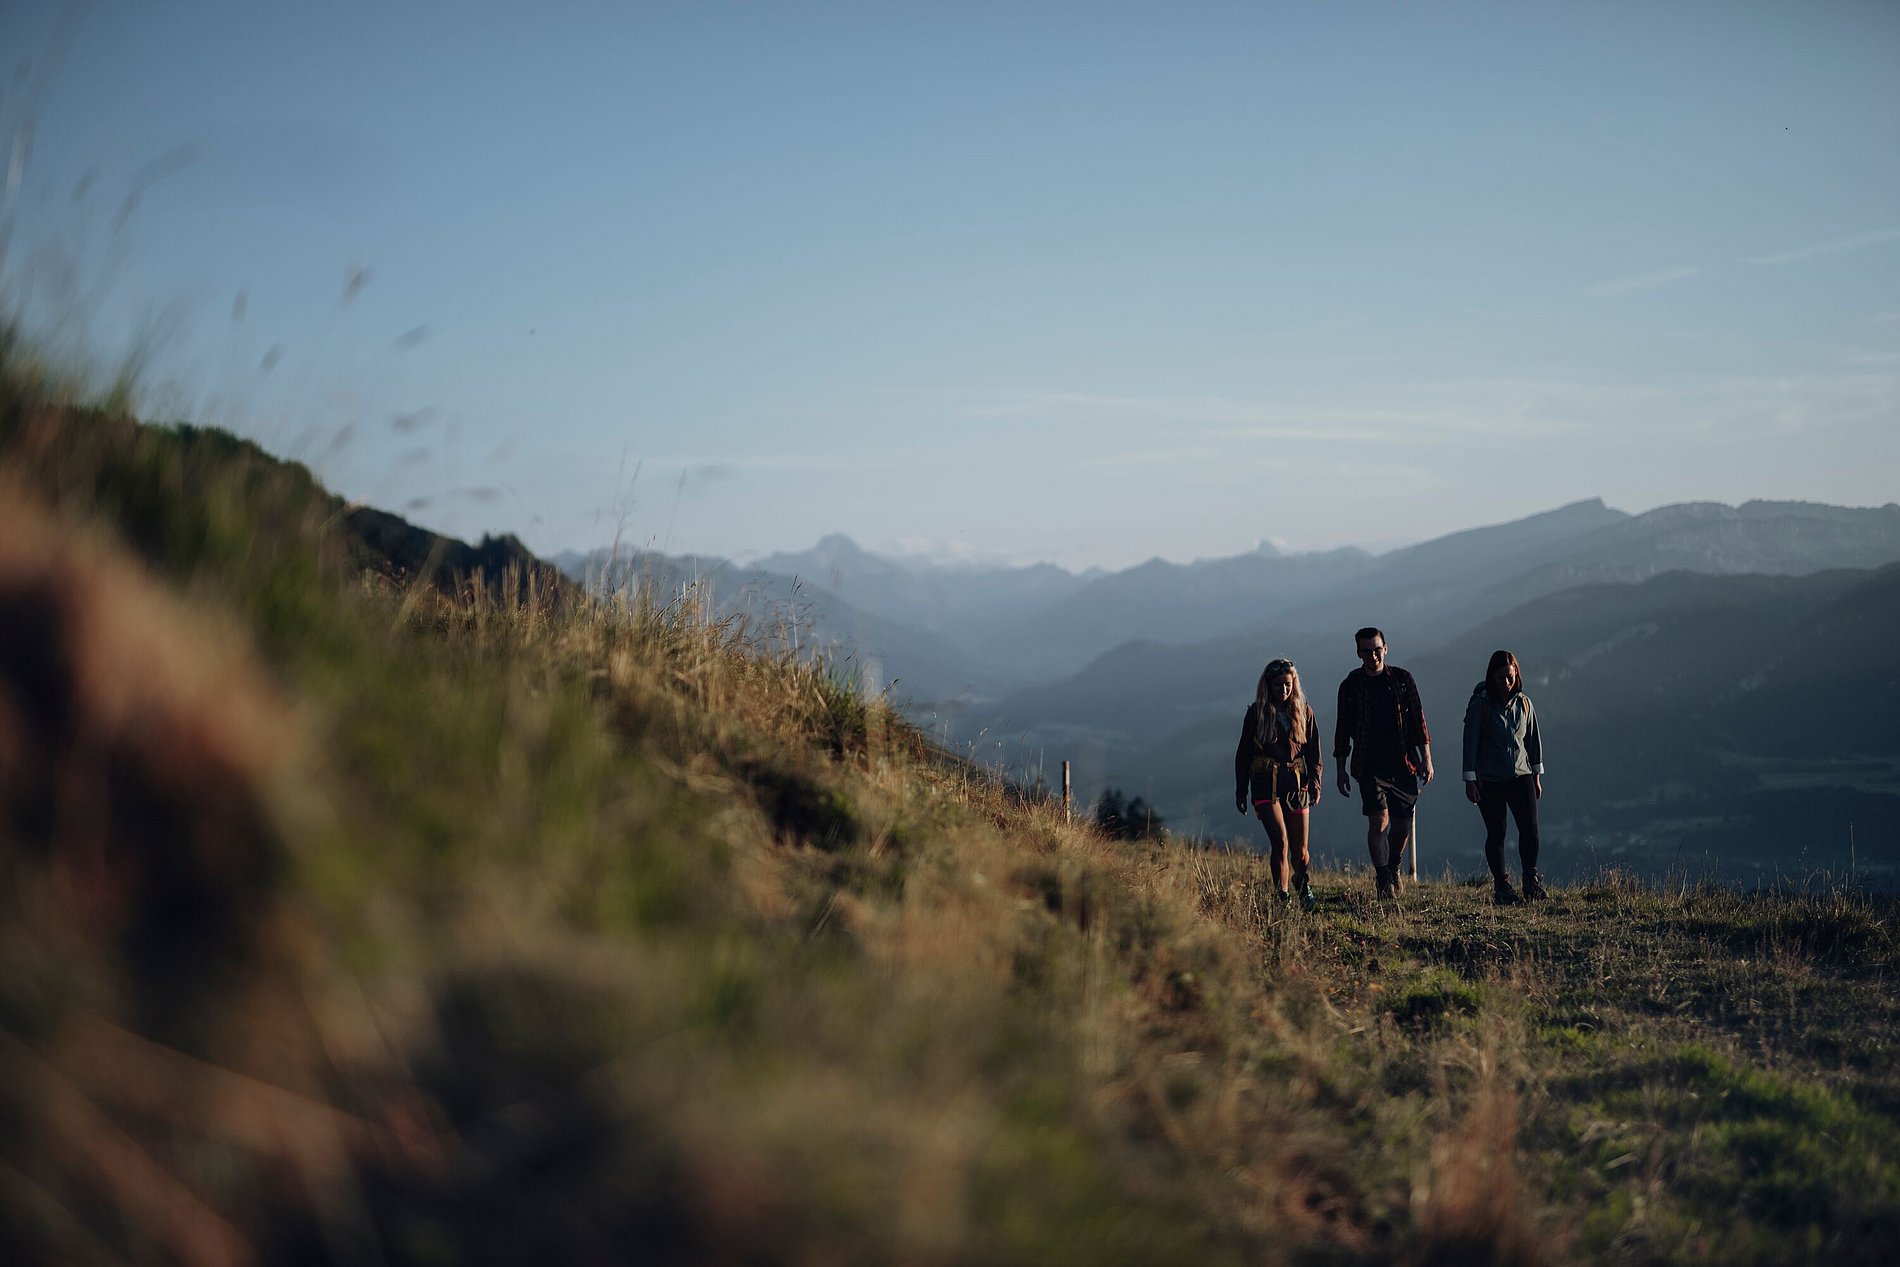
[3, 357, 1898, 1264]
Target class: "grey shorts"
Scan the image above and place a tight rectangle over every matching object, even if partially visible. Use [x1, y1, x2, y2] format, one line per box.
[1358, 770, 1419, 820]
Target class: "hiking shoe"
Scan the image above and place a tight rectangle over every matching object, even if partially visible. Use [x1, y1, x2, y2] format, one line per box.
[1277, 888, 1292, 906]
[1494, 881, 1523, 906]
[1375, 867, 1397, 901]
[1299, 882, 1318, 912]
[1522, 873, 1548, 901]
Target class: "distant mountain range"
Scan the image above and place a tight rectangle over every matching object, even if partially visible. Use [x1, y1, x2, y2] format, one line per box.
[557, 498, 1900, 884]
[549, 543, 1002, 704]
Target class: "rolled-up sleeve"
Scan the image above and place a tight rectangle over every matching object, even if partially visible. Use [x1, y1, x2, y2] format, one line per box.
[1524, 696, 1544, 775]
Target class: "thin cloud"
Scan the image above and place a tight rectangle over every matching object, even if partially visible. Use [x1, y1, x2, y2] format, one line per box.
[964, 391, 1406, 433]
[967, 388, 1587, 444]
[1085, 444, 1221, 469]
[964, 391, 1201, 420]
[1749, 226, 1900, 265]
[1588, 266, 1699, 297]
[1081, 440, 1433, 486]
[635, 451, 900, 475]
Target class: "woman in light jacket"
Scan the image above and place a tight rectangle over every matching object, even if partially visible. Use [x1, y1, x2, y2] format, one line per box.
[1235, 658, 1323, 910]
[1461, 649, 1546, 904]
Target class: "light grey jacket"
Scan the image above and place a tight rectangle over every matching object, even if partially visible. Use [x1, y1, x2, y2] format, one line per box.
[1461, 687, 1544, 783]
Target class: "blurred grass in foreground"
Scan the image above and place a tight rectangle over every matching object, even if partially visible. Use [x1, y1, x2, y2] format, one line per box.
[1, 328, 1897, 1265]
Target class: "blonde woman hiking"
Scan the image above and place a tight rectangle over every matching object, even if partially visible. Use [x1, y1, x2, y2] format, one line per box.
[1234, 658, 1323, 910]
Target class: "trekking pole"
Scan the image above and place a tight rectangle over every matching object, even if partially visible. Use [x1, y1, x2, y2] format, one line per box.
[1061, 761, 1071, 823]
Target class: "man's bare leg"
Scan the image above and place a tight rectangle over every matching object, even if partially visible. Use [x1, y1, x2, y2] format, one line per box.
[1387, 815, 1414, 893]
[1366, 809, 1399, 898]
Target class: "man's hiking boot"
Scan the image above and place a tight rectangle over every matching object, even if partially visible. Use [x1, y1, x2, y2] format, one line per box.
[1298, 881, 1318, 912]
[1375, 867, 1398, 901]
[1493, 880, 1523, 906]
[1522, 872, 1548, 901]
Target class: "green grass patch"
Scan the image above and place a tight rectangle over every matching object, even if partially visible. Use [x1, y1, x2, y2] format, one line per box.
[1384, 967, 1485, 1030]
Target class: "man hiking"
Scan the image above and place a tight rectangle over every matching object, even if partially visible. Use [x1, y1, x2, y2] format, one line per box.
[1334, 626, 1434, 900]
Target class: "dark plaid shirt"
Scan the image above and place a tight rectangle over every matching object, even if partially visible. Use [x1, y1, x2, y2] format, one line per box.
[1333, 666, 1431, 779]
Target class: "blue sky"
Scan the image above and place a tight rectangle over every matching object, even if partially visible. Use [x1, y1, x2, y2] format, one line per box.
[4, 1, 1897, 568]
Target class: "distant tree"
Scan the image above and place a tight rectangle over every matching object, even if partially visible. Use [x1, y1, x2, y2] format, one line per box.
[1093, 787, 1165, 841]
[1125, 796, 1165, 840]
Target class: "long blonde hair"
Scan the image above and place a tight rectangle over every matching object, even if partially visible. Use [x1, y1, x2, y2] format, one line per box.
[1253, 658, 1308, 747]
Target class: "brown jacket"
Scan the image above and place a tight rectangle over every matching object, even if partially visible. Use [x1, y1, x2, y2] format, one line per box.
[1234, 701, 1323, 804]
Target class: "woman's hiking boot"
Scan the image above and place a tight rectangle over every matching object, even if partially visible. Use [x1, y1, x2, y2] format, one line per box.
[1522, 872, 1548, 901]
[1298, 880, 1318, 912]
[1493, 879, 1523, 906]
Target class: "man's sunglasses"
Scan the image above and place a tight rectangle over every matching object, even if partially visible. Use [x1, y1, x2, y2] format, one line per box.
[1356, 646, 1386, 659]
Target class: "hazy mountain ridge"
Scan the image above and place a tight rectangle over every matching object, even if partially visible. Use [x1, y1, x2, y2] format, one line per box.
[1236, 498, 1635, 647]
[554, 544, 1012, 705]
[986, 544, 1377, 676]
[754, 533, 1098, 646]
[1481, 499, 1900, 609]
[557, 498, 1625, 703]
[979, 498, 1900, 742]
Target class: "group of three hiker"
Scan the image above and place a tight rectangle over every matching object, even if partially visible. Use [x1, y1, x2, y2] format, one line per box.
[1234, 627, 1545, 910]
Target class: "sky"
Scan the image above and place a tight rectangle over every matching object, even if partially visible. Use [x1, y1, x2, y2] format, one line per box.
[3, 0, 1897, 570]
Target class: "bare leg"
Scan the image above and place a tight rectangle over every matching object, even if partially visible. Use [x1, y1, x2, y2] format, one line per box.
[1366, 809, 1391, 869]
[1257, 802, 1290, 892]
[1388, 814, 1414, 879]
[1287, 810, 1311, 885]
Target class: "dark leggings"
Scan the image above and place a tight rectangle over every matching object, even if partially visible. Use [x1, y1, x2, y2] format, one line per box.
[1477, 775, 1540, 882]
